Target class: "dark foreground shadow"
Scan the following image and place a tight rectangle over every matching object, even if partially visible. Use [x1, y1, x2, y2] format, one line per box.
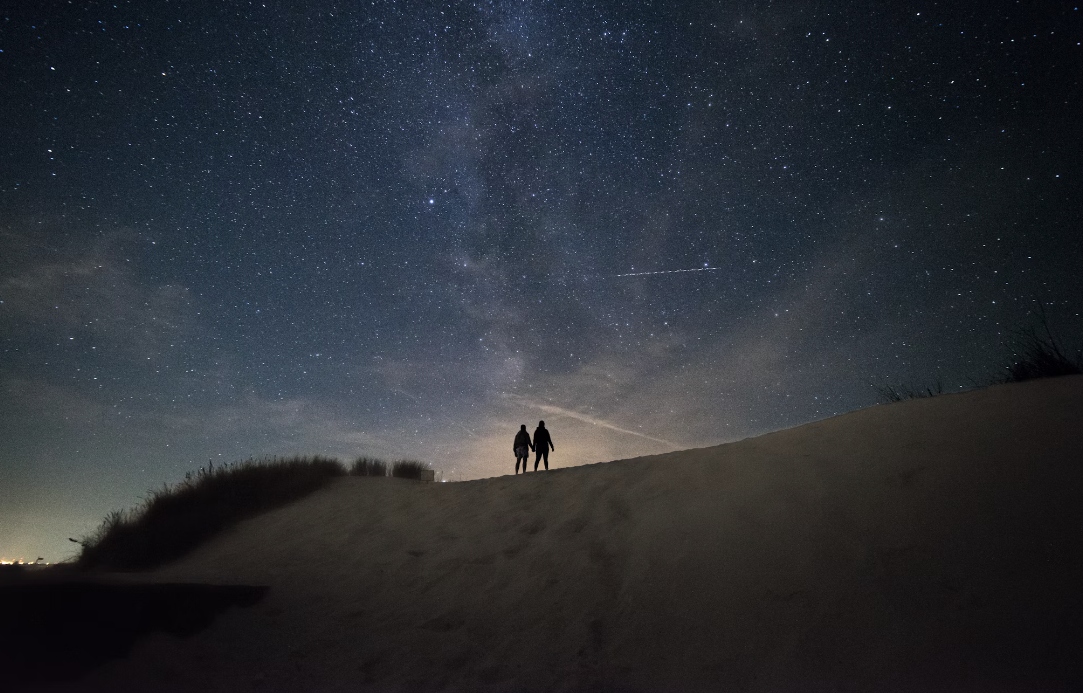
[0, 577, 267, 685]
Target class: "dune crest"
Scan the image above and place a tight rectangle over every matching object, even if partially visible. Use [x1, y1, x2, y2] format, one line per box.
[77, 376, 1083, 691]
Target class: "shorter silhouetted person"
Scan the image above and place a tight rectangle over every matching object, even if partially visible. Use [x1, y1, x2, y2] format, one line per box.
[513, 424, 533, 474]
[533, 420, 554, 471]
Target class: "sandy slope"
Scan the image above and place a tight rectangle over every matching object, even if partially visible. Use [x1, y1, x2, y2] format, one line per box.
[46, 376, 1083, 691]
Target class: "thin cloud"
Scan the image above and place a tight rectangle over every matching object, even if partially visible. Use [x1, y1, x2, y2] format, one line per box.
[504, 394, 678, 447]
[0, 227, 193, 358]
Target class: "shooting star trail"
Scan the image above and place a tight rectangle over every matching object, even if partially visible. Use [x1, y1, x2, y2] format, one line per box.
[615, 267, 719, 277]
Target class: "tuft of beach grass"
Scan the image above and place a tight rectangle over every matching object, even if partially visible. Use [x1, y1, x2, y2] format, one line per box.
[76, 456, 345, 571]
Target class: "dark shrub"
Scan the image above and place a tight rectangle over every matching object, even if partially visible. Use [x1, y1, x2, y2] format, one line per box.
[350, 456, 388, 477]
[389, 460, 429, 479]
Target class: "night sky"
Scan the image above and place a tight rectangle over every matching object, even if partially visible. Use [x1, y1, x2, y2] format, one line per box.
[2, 1, 1081, 562]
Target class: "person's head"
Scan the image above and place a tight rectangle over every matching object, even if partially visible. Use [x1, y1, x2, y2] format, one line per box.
[520, 424, 526, 431]
[538, 420, 545, 428]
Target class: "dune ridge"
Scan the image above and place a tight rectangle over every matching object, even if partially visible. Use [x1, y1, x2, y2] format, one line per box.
[57, 376, 1083, 691]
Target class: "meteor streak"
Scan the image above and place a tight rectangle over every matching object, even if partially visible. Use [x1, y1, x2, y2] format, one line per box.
[615, 267, 719, 277]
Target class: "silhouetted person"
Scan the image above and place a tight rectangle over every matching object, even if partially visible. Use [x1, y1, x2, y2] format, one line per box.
[513, 424, 533, 474]
[533, 420, 554, 471]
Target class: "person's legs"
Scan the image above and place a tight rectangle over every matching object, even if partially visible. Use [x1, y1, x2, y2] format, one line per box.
[534, 449, 542, 471]
[542, 449, 549, 470]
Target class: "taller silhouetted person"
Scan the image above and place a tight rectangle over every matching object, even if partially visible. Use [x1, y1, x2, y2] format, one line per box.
[533, 420, 555, 471]
[513, 424, 533, 474]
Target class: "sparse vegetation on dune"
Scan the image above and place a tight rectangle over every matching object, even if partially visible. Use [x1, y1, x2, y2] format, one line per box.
[76, 456, 346, 571]
[874, 309, 1081, 404]
[999, 319, 1082, 383]
[874, 379, 945, 404]
[76, 453, 438, 571]
[390, 459, 430, 479]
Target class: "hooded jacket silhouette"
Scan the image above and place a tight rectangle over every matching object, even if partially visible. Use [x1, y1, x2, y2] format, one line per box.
[533, 425, 554, 452]
[533, 421, 555, 471]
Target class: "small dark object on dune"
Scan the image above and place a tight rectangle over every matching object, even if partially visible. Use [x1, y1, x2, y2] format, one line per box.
[77, 456, 345, 571]
[350, 456, 388, 477]
[390, 459, 430, 479]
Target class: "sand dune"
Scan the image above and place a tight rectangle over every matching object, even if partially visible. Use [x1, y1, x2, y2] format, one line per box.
[32, 376, 1083, 691]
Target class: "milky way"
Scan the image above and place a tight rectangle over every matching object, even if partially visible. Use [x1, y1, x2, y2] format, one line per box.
[1, 2, 1081, 560]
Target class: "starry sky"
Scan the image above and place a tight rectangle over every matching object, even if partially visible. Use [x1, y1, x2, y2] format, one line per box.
[2, 1, 1081, 562]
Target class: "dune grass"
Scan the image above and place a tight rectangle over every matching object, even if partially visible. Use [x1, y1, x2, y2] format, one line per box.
[349, 456, 388, 477]
[875, 310, 1081, 404]
[1000, 321, 1082, 383]
[874, 378, 945, 404]
[75, 456, 346, 571]
[390, 459, 430, 479]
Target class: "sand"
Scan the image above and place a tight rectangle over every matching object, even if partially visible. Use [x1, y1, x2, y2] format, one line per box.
[21, 375, 1083, 691]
